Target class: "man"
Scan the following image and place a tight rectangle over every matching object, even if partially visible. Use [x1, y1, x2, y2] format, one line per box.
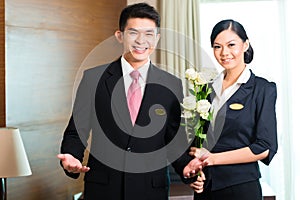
[57, 3, 201, 200]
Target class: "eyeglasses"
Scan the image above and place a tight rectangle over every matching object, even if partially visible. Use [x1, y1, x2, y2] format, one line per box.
[124, 28, 158, 43]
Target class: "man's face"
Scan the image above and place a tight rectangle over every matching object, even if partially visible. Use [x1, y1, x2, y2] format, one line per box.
[115, 18, 160, 69]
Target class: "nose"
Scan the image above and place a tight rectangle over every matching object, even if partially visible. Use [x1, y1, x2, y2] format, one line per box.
[220, 46, 229, 57]
[135, 32, 146, 44]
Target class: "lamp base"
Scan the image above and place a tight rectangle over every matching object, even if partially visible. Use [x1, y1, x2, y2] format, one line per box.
[0, 178, 6, 200]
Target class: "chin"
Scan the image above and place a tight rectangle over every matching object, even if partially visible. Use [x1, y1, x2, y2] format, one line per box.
[132, 53, 150, 61]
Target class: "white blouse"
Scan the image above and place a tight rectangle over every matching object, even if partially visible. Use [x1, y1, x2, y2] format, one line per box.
[211, 67, 251, 128]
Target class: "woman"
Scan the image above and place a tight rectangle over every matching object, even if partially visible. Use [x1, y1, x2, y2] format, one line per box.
[190, 19, 278, 200]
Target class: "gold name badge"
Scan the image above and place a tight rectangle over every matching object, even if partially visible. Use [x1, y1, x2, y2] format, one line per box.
[229, 103, 244, 110]
[155, 108, 166, 116]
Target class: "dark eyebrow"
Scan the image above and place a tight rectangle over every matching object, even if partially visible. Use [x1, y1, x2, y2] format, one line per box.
[128, 28, 138, 32]
[227, 40, 236, 44]
[145, 29, 155, 33]
[213, 40, 236, 46]
[127, 28, 156, 33]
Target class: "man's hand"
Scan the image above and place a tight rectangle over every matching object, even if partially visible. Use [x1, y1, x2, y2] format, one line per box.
[190, 171, 206, 193]
[183, 154, 208, 178]
[57, 154, 90, 173]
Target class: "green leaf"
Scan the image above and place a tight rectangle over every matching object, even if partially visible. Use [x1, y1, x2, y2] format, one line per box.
[194, 120, 201, 132]
[189, 89, 195, 96]
[180, 123, 187, 127]
[199, 134, 206, 139]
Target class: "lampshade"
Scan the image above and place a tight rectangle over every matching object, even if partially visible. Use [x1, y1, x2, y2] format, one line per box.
[0, 127, 32, 178]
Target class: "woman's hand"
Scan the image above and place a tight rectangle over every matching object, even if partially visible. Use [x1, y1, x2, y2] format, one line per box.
[189, 147, 214, 166]
[189, 171, 206, 193]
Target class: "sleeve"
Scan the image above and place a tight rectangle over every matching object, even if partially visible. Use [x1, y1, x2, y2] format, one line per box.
[165, 78, 197, 184]
[249, 81, 278, 165]
[171, 123, 198, 184]
[60, 71, 92, 178]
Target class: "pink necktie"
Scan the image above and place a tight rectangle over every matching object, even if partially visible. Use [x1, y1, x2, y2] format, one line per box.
[127, 70, 142, 125]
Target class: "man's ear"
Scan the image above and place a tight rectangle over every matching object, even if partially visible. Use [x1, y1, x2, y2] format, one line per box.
[115, 30, 123, 43]
[244, 39, 250, 52]
[154, 33, 161, 47]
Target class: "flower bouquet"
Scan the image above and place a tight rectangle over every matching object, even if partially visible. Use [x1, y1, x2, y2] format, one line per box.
[181, 67, 217, 150]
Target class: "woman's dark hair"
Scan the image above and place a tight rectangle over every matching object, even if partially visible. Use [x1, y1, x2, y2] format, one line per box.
[210, 19, 254, 64]
[119, 3, 160, 32]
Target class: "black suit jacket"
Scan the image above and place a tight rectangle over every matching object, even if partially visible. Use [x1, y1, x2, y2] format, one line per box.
[60, 58, 193, 200]
[202, 71, 278, 191]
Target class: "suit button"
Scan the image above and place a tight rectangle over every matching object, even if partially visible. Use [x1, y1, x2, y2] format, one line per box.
[126, 147, 131, 152]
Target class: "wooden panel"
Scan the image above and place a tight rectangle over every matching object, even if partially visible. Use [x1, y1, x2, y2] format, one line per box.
[127, 0, 158, 7]
[5, 0, 126, 199]
[5, 0, 126, 126]
[0, 0, 4, 127]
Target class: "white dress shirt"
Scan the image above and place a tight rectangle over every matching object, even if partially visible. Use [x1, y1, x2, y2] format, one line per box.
[211, 67, 251, 128]
[121, 56, 149, 98]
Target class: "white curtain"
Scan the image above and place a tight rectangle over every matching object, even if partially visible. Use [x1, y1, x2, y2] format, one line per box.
[280, 0, 300, 199]
[158, 0, 202, 93]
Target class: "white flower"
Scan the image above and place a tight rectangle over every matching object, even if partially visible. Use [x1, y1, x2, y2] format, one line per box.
[185, 68, 198, 81]
[182, 110, 194, 119]
[196, 99, 211, 120]
[200, 112, 210, 120]
[195, 72, 208, 85]
[182, 96, 197, 110]
[182, 67, 215, 148]
[201, 67, 219, 82]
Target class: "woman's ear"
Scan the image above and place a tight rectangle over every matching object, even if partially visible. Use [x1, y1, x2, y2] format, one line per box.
[115, 30, 123, 43]
[244, 39, 250, 52]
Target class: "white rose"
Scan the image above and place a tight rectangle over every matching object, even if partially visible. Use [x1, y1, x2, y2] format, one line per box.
[196, 99, 211, 119]
[195, 72, 208, 85]
[185, 68, 197, 80]
[200, 112, 210, 120]
[182, 96, 196, 110]
[182, 110, 194, 119]
[201, 67, 219, 82]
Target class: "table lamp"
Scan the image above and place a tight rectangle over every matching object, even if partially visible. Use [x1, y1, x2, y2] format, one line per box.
[0, 127, 32, 200]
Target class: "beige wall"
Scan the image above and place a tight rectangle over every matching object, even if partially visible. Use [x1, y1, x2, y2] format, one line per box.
[4, 1, 163, 199]
[5, 0, 126, 199]
[127, 0, 158, 7]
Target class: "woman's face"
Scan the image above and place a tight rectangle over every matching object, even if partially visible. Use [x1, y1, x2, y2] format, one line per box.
[212, 29, 248, 71]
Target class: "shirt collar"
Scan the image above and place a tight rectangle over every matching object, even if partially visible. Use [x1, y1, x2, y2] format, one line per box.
[212, 66, 251, 96]
[236, 66, 251, 84]
[121, 56, 150, 82]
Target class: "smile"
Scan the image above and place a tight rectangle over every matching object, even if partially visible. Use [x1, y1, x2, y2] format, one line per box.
[221, 58, 232, 63]
[133, 46, 148, 50]
[132, 46, 149, 53]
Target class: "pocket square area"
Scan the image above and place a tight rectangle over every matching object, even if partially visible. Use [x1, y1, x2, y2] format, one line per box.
[229, 103, 244, 110]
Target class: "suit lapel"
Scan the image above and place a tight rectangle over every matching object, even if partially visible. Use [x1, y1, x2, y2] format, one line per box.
[134, 63, 162, 125]
[214, 71, 255, 120]
[103, 58, 133, 132]
[226, 72, 255, 108]
[103, 61, 164, 133]
[206, 72, 256, 150]
[145, 63, 162, 84]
